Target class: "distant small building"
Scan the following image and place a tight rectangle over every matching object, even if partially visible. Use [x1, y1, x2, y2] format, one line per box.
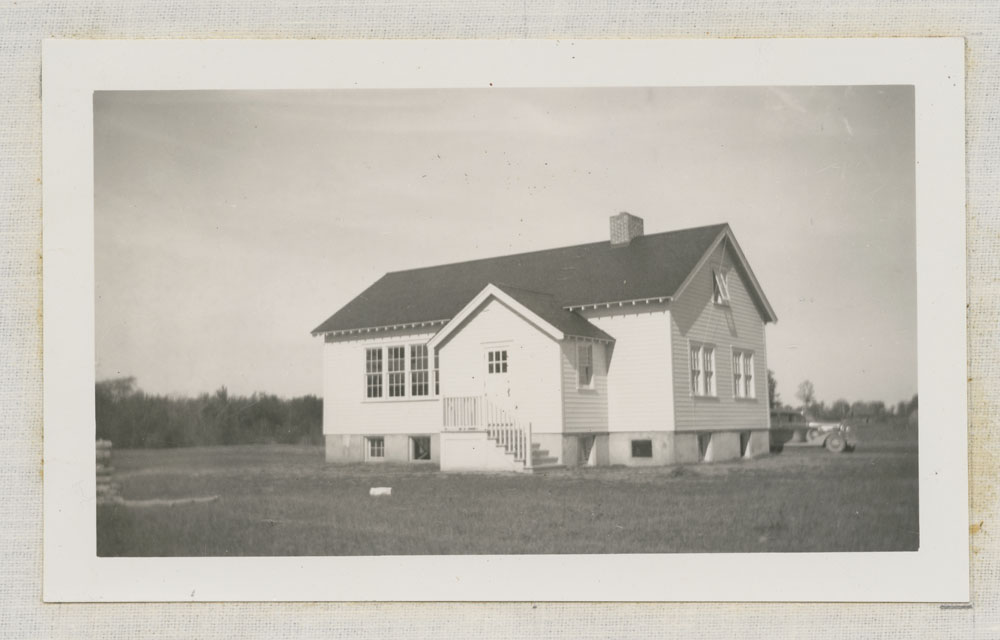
[770, 407, 808, 428]
[312, 213, 777, 471]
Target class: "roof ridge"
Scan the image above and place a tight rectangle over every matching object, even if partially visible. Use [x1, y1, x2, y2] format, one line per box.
[382, 222, 729, 276]
[491, 282, 557, 297]
[310, 221, 754, 336]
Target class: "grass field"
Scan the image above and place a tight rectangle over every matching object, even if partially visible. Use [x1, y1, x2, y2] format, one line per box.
[97, 425, 918, 556]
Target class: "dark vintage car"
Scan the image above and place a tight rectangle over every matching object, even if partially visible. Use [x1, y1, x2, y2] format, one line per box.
[769, 408, 856, 453]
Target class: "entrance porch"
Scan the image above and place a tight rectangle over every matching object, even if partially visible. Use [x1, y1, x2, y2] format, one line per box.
[440, 396, 560, 472]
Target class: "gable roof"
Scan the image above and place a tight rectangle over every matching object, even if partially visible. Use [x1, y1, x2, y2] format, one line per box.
[493, 284, 614, 342]
[312, 223, 775, 335]
[424, 283, 614, 349]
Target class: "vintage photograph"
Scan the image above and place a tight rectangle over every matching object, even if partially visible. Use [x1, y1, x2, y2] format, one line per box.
[93, 85, 919, 557]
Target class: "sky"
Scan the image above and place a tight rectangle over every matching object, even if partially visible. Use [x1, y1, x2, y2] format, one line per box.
[94, 86, 916, 406]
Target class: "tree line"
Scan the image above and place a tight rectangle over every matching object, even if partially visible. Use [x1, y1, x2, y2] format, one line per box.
[95, 377, 323, 449]
[768, 370, 918, 427]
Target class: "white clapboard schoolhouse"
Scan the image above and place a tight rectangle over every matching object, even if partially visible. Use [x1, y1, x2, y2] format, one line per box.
[312, 213, 777, 471]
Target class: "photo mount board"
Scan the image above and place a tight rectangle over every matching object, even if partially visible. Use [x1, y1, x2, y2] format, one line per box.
[42, 38, 967, 602]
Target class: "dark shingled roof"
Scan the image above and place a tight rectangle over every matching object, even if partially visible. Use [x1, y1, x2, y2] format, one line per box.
[312, 223, 729, 335]
[491, 284, 614, 342]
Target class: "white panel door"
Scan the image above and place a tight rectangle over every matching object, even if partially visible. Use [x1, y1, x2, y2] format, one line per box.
[483, 346, 511, 402]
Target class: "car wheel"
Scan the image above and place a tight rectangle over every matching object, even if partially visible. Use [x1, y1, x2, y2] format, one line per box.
[806, 428, 821, 441]
[825, 433, 847, 453]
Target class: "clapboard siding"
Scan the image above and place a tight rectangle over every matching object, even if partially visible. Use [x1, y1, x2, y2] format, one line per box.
[671, 242, 769, 431]
[437, 297, 563, 434]
[583, 304, 675, 433]
[323, 329, 441, 436]
[560, 339, 609, 433]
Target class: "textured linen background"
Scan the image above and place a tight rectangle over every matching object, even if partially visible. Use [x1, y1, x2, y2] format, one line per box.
[5, 2, 998, 638]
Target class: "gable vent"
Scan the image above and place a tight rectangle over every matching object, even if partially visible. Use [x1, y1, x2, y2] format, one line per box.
[610, 211, 644, 246]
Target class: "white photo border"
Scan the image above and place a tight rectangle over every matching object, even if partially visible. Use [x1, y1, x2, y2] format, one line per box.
[42, 38, 967, 602]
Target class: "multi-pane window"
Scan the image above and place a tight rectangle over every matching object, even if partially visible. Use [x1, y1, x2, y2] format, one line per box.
[410, 344, 429, 396]
[387, 346, 406, 397]
[690, 347, 700, 395]
[366, 436, 385, 460]
[365, 348, 383, 398]
[713, 269, 731, 305]
[733, 350, 756, 399]
[690, 343, 716, 397]
[743, 353, 754, 398]
[364, 344, 440, 400]
[434, 352, 440, 396]
[577, 343, 594, 388]
[487, 349, 508, 374]
[704, 348, 715, 395]
[732, 352, 741, 397]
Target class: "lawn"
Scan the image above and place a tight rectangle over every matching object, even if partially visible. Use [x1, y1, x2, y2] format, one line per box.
[97, 426, 918, 556]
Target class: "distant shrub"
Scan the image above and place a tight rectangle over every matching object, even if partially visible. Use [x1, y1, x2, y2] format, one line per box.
[96, 378, 322, 449]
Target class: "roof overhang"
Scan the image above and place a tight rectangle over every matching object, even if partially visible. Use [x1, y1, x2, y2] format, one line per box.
[563, 334, 616, 345]
[311, 318, 449, 338]
[563, 295, 673, 312]
[427, 283, 567, 351]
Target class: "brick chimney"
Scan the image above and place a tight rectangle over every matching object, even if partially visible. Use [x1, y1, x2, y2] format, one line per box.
[610, 211, 644, 246]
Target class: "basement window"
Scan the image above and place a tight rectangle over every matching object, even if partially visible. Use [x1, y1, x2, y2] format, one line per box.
[631, 439, 653, 458]
[366, 437, 385, 460]
[411, 436, 431, 461]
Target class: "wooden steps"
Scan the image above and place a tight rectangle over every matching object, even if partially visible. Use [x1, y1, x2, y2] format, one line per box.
[530, 443, 558, 466]
[526, 443, 564, 472]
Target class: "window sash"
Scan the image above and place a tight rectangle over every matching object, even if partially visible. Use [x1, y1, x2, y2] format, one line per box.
[365, 344, 435, 399]
[691, 344, 715, 396]
[365, 348, 383, 398]
[743, 352, 754, 398]
[578, 344, 594, 387]
[733, 352, 743, 398]
[386, 346, 406, 397]
[690, 346, 702, 395]
[434, 353, 440, 396]
[387, 346, 406, 371]
[733, 350, 755, 399]
[488, 349, 508, 374]
[703, 347, 715, 395]
[410, 344, 429, 396]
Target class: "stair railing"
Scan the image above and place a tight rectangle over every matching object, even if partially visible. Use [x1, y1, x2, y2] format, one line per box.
[442, 395, 532, 465]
